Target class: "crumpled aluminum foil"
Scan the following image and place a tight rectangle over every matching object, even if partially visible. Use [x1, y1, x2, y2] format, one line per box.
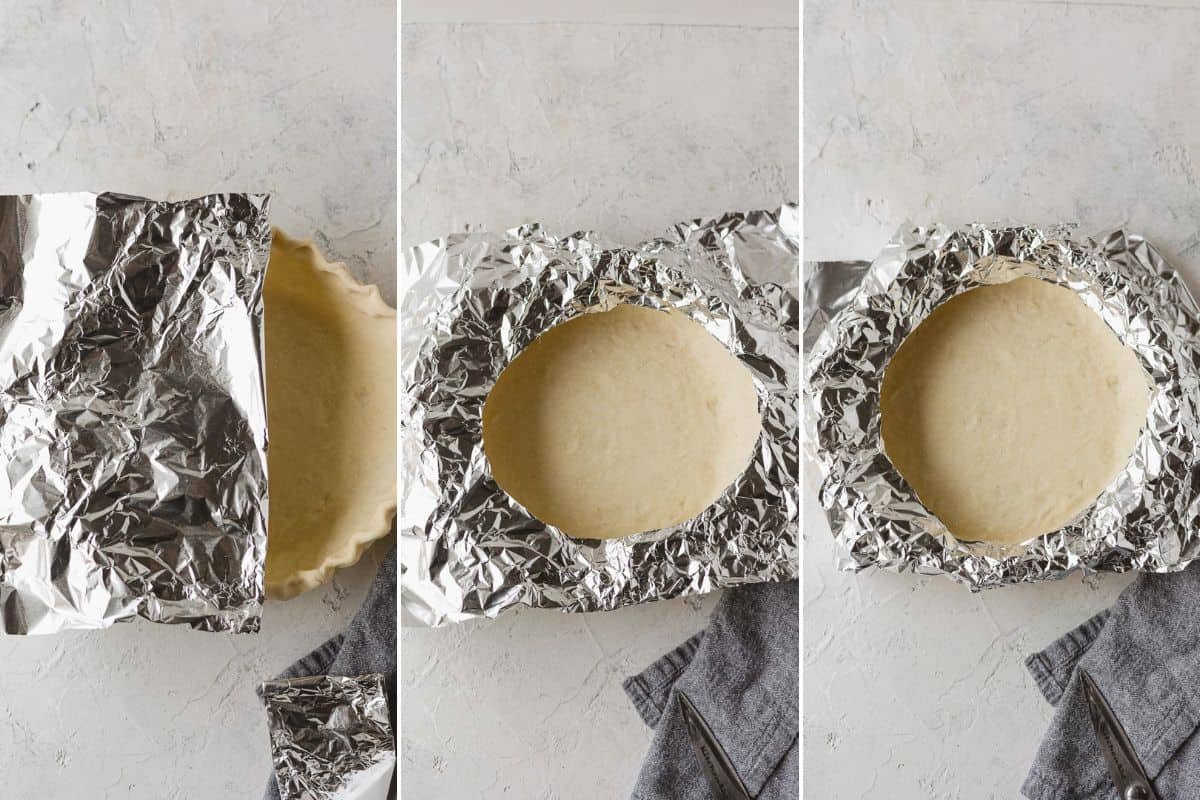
[802, 259, 871, 354]
[0, 192, 270, 633]
[261, 674, 395, 800]
[401, 205, 799, 625]
[805, 224, 1200, 589]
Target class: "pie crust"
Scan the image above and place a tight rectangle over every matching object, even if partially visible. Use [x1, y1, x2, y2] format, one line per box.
[264, 231, 396, 599]
[880, 276, 1149, 544]
[482, 303, 762, 540]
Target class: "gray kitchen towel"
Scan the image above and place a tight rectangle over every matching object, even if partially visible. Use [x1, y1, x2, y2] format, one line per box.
[624, 579, 799, 800]
[263, 542, 397, 800]
[1022, 563, 1200, 799]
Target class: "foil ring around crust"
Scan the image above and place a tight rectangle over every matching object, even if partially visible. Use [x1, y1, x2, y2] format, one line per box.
[264, 231, 397, 600]
[805, 224, 1200, 589]
[401, 210, 800, 624]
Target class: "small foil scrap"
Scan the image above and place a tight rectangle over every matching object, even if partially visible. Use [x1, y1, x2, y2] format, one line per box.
[401, 205, 799, 625]
[0, 193, 270, 633]
[261, 674, 396, 800]
[805, 224, 1200, 589]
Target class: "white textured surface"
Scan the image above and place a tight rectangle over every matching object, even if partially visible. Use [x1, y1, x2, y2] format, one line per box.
[804, 1, 1200, 797]
[401, 21, 798, 799]
[403, 0, 799, 26]
[0, 1, 394, 797]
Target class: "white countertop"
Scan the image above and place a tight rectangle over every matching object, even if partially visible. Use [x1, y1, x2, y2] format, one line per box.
[805, 1, 1200, 797]
[0, 2, 394, 797]
[400, 18, 798, 800]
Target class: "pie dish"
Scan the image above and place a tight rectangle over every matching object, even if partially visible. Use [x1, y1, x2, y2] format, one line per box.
[264, 231, 396, 600]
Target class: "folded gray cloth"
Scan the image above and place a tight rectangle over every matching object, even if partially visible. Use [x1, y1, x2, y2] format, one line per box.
[624, 580, 798, 800]
[263, 543, 397, 800]
[1023, 563, 1200, 799]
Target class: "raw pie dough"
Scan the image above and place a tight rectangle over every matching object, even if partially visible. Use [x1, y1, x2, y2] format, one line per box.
[880, 276, 1150, 544]
[482, 303, 762, 539]
[263, 231, 396, 600]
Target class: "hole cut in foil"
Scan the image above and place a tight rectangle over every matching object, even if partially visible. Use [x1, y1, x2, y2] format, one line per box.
[481, 303, 762, 540]
[879, 276, 1150, 545]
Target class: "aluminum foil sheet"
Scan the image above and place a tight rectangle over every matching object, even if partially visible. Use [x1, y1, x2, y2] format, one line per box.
[803, 259, 871, 353]
[262, 674, 395, 800]
[805, 224, 1200, 589]
[0, 193, 270, 633]
[401, 205, 799, 625]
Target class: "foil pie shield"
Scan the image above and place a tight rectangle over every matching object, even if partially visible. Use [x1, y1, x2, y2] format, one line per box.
[0, 192, 270, 633]
[261, 674, 396, 800]
[805, 224, 1200, 589]
[401, 205, 799, 625]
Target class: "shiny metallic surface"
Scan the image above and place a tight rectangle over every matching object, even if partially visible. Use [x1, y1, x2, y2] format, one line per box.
[805, 224, 1200, 589]
[1080, 668, 1161, 800]
[802, 259, 871, 353]
[0, 192, 270, 633]
[261, 674, 395, 800]
[401, 205, 799, 625]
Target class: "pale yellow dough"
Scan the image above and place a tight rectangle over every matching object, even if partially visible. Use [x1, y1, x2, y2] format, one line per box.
[880, 276, 1150, 544]
[482, 304, 762, 539]
[263, 232, 396, 600]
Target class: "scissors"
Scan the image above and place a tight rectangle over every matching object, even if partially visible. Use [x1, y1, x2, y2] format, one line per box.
[1079, 668, 1160, 800]
[677, 690, 752, 800]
